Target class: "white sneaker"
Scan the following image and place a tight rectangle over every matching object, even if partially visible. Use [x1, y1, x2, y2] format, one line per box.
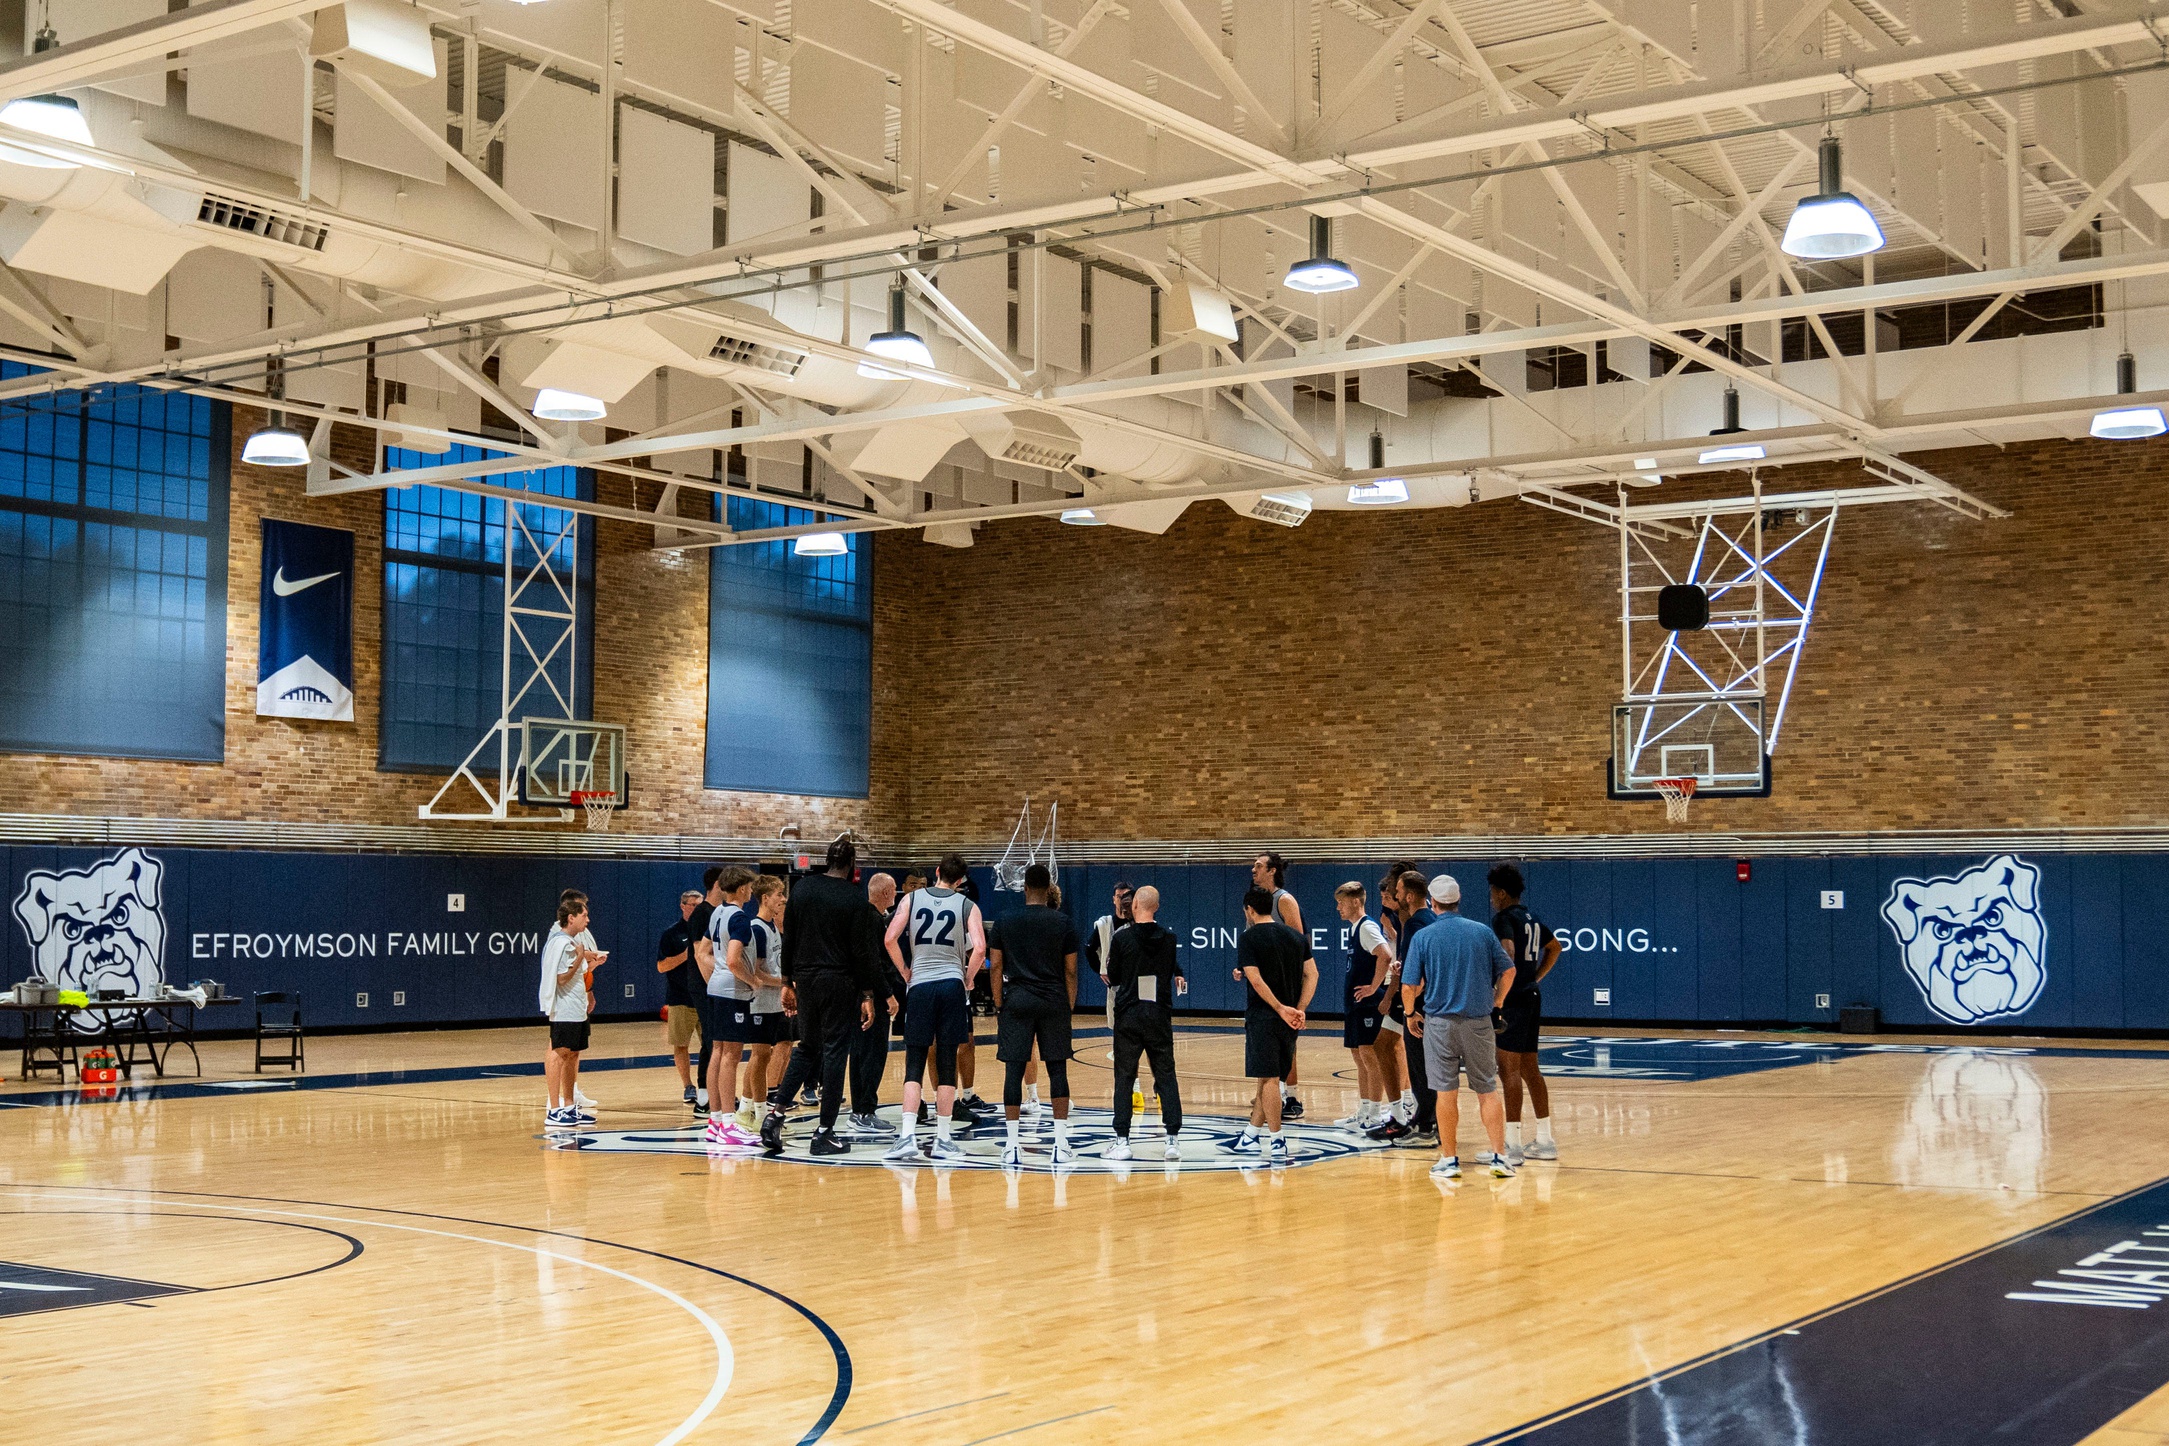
[574, 1088, 598, 1110]
[572, 1107, 597, 1125]
[1334, 1109, 1366, 1128]
[1000, 1145, 1023, 1169]
[1431, 1155, 1461, 1179]
[1104, 1137, 1133, 1161]
[1052, 1142, 1077, 1166]
[1505, 1144, 1526, 1167]
[1526, 1139, 1559, 1160]
[1265, 1136, 1291, 1166]
[1488, 1151, 1517, 1178]
[883, 1134, 924, 1162]
[1022, 1097, 1043, 1119]
[1231, 1133, 1261, 1155]
[1163, 1138, 1182, 1161]
[928, 1136, 968, 1163]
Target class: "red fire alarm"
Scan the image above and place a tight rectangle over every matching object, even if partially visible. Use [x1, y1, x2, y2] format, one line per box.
[1736, 859, 1752, 883]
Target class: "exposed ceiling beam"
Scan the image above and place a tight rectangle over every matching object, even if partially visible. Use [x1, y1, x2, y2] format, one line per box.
[0, 0, 343, 102]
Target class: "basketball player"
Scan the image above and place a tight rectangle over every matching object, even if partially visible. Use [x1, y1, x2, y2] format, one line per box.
[760, 835, 883, 1156]
[1082, 882, 1134, 1118]
[1489, 863, 1562, 1164]
[698, 867, 759, 1148]
[1251, 853, 1307, 1119]
[990, 863, 1079, 1168]
[735, 874, 791, 1135]
[847, 872, 901, 1133]
[951, 871, 999, 1122]
[1371, 861, 1416, 1124]
[656, 890, 703, 1107]
[1233, 886, 1316, 1165]
[1401, 874, 1516, 1179]
[546, 887, 605, 1117]
[686, 867, 725, 1116]
[1370, 869, 1439, 1147]
[1332, 881, 1395, 1130]
[883, 854, 985, 1162]
[1103, 885, 1185, 1161]
[541, 896, 603, 1128]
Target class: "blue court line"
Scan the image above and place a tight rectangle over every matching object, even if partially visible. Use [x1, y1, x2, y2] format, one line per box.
[842, 1392, 1011, 1434]
[20, 1182, 855, 1446]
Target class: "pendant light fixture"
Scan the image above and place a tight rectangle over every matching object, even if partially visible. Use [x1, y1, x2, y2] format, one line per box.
[2091, 352, 2166, 439]
[793, 532, 849, 557]
[1780, 135, 1884, 260]
[1698, 386, 1765, 465]
[242, 421, 311, 467]
[1283, 215, 1359, 294]
[1347, 432, 1408, 505]
[0, 14, 92, 169]
[532, 387, 606, 421]
[860, 283, 933, 378]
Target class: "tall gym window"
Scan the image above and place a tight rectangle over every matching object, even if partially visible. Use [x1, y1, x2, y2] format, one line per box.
[380, 444, 593, 773]
[0, 364, 230, 761]
[707, 498, 872, 797]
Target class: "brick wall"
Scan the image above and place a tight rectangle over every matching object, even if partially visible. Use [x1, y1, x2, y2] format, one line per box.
[0, 408, 895, 842]
[3, 416, 2161, 849]
[882, 436, 2169, 844]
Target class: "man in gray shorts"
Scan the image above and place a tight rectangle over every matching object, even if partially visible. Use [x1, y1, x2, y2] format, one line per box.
[1399, 873, 1517, 1181]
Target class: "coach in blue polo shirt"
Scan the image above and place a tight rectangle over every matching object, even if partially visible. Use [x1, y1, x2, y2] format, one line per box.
[1400, 873, 1518, 1181]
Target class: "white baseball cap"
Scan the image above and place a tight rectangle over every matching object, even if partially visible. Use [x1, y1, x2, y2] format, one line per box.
[1428, 874, 1461, 905]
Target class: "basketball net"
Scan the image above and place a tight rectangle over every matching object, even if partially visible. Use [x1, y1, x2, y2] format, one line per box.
[1653, 777, 1697, 823]
[571, 791, 616, 833]
[993, 796, 1058, 891]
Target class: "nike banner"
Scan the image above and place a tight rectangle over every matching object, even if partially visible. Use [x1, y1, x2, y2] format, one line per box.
[257, 519, 355, 722]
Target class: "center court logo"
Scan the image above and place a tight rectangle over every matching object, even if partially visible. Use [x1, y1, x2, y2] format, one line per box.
[1882, 854, 2048, 1026]
[546, 1105, 1386, 1174]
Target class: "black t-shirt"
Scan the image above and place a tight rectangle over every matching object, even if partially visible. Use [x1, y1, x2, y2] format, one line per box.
[686, 901, 716, 989]
[657, 920, 698, 1006]
[1238, 921, 1309, 1018]
[995, 905, 1079, 1002]
[1107, 920, 1182, 1016]
[1493, 903, 1553, 1001]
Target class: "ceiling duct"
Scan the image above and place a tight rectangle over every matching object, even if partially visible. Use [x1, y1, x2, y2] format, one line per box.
[959, 411, 1082, 472]
[706, 329, 807, 380]
[1243, 491, 1314, 528]
[193, 193, 330, 255]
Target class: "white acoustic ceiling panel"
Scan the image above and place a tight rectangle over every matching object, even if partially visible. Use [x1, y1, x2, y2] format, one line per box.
[284, 356, 366, 412]
[332, 40, 450, 184]
[1018, 252, 1082, 372]
[166, 247, 265, 344]
[1092, 271, 1151, 377]
[504, 75, 606, 233]
[187, 34, 308, 146]
[938, 250, 1007, 352]
[39, 0, 166, 104]
[0, 206, 195, 295]
[725, 140, 810, 245]
[473, 0, 607, 63]
[618, 106, 714, 257]
[1359, 363, 1408, 417]
[789, 43, 889, 175]
[624, 0, 731, 113]
[311, 0, 438, 89]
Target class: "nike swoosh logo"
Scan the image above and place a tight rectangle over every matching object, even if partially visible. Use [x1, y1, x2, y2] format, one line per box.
[272, 567, 340, 597]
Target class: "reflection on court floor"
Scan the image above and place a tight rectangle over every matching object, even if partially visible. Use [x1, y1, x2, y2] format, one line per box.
[1538, 1035, 2051, 1082]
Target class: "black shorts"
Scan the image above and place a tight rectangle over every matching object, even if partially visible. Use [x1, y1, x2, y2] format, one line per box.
[548, 1020, 589, 1053]
[707, 995, 769, 1044]
[1342, 971, 1384, 1048]
[997, 992, 1072, 1064]
[1244, 1013, 1298, 1080]
[1496, 992, 1542, 1053]
[903, 979, 971, 1057]
[757, 1008, 792, 1046]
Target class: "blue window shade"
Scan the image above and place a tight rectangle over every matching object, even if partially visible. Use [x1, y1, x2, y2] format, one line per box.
[380, 443, 593, 772]
[707, 499, 871, 797]
[0, 364, 229, 760]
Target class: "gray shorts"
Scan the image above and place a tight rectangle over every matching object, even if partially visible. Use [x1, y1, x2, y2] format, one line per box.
[1422, 1013, 1500, 1095]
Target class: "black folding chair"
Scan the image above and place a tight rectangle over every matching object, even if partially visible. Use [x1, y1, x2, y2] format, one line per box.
[21, 1007, 77, 1082]
[254, 991, 304, 1073]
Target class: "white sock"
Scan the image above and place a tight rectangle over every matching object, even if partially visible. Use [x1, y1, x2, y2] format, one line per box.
[1399, 1089, 1416, 1107]
[1268, 1128, 1283, 1145]
[1026, 1085, 1040, 1104]
[695, 1089, 708, 1106]
[935, 1115, 952, 1140]
[1054, 1118, 1071, 1146]
[1281, 1082, 1295, 1100]
[1240, 1123, 1258, 1141]
[1506, 1122, 1523, 1148]
[1536, 1116, 1555, 1144]
[1005, 1119, 1020, 1148]
[960, 1089, 979, 1104]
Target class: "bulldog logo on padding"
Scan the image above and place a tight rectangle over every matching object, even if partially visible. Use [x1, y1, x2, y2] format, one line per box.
[1882, 855, 2046, 1026]
[13, 848, 167, 1001]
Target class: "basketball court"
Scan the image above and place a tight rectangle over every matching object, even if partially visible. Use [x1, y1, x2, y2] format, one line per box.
[3, 1, 2169, 1442]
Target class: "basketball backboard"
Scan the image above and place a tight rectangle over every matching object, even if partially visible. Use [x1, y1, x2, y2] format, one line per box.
[516, 718, 628, 808]
[1609, 698, 1771, 798]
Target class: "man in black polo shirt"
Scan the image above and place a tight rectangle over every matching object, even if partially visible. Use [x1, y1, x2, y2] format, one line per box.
[1234, 885, 1316, 1166]
[760, 836, 882, 1157]
[1103, 884, 1186, 1162]
[655, 888, 704, 1109]
[990, 863, 1079, 1168]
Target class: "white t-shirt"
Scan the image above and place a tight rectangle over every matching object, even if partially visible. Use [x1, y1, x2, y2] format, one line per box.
[540, 930, 588, 1023]
[706, 903, 750, 999]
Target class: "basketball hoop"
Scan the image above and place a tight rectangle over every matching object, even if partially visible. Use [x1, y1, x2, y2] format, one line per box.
[570, 790, 617, 833]
[1653, 777, 1698, 823]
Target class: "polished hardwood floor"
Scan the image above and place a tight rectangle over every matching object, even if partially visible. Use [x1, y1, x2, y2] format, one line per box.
[5, 1018, 2168, 1443]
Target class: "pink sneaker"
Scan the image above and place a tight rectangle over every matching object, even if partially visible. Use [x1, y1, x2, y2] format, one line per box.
[708, 1119, 760, 1152]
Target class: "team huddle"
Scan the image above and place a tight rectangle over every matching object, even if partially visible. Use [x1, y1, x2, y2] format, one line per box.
[538, 839, 1562, 1176]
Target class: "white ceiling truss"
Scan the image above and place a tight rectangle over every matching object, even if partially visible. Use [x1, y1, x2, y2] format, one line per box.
[0, 0, 2158, 551]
